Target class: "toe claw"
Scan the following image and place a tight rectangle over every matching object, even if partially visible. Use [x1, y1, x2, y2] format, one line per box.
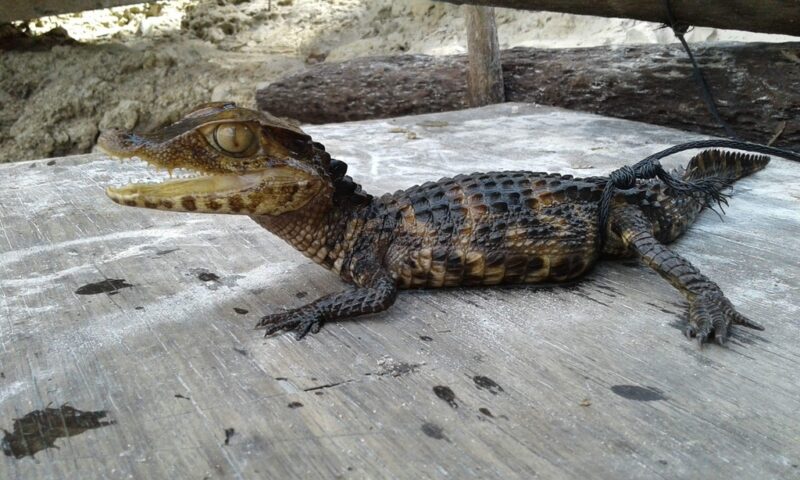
[295, 322, 313, 340]
[684, 326, 696, 339]
[264, 323, 288, 337]
[254, 309, 323, 340]
[733, 312, 764, 331]
[294, 319, 323, 340]
[255, 312, 286, 329]
[685, 291, 761, 349]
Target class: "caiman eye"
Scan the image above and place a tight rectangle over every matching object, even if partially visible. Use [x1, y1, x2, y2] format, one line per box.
[212, 123, 256, 155]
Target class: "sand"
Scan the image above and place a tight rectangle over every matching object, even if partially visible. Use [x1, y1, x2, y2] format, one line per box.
[1, 0, 796, 163]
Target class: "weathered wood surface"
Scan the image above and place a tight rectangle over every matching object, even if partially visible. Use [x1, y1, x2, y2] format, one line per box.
[256, 42, 800, 150]
[465, 6, 505, 106]
[1, 104, 799, 479]
[437, 0, 800, 37]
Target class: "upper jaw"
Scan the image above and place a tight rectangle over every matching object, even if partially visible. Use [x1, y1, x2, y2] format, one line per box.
[97, 130, 147, 159]
[98, 129, 222, 173]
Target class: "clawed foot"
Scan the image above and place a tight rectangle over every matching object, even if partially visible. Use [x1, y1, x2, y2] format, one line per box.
[684, 291, 764, 346]
[255, 308, 323, 340]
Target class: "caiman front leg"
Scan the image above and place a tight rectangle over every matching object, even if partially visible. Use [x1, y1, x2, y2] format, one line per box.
[256, 263, 398, 340]
[612, 207, 764, 345]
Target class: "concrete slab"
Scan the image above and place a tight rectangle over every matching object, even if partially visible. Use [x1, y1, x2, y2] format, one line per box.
[1, 104, 798, 479]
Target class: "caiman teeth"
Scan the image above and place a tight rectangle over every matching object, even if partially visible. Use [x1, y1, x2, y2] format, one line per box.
[106, 173, 266, 197]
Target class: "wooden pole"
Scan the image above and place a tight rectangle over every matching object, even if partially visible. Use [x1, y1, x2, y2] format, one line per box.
[465, 5, 505, 106]
[438, 0, 800, 37]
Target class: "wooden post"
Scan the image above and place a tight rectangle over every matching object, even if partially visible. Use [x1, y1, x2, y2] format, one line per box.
[465, 5, 505, 107]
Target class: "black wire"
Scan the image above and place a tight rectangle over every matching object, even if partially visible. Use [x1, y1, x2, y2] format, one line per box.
[595, 140, 800, 247]
[662, 0, 739, 140]
[637, 139, 800, 165]
[591, 2, 799, 247]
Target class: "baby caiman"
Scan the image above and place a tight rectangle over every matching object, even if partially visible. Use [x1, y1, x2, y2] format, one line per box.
[98, 102, 788, 346]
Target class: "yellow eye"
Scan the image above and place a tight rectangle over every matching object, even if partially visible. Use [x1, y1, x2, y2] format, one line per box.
[212, 123, 255, 155]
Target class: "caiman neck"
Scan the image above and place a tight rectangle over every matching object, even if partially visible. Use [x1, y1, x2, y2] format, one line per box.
[249, 187, 370, 272]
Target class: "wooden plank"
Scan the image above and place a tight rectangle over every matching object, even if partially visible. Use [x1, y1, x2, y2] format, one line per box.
[437, 0, 800, 37]
[465, 6, 505, 107]
[1, 104, 799, 479]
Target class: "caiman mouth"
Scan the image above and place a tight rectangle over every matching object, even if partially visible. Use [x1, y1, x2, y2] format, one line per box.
[104, 170, 299, 201]
[98, 128, 320, 215]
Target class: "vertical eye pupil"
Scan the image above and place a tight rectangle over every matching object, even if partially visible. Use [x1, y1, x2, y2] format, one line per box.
[213, 123, 254, 154]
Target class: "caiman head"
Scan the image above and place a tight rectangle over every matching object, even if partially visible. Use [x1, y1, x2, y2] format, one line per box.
[98, 102, 346, 216]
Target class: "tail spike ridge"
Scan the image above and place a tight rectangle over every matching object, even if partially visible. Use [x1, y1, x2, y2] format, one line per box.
[684, 149, 771, 183]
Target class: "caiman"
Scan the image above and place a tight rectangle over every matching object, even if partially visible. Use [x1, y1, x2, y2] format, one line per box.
[97, 102, 788, 346]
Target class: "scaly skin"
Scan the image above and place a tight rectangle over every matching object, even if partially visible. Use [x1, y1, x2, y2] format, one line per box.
[98, 103, 769, 345]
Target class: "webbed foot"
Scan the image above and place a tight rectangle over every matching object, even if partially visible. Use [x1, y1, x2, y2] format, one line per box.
[684, 291, 764, 346]
[255, 309, 323, 340]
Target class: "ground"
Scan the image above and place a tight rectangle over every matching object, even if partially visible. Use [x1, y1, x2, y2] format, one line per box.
[1, 0, 797, 163]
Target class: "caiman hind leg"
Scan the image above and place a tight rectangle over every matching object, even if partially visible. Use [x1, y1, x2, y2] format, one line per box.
[611, 207, 763, 345]
[256, 266, 398, 340]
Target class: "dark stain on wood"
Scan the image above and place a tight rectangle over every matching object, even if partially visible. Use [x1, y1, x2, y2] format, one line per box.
[473, 375, 504, 394]
[197, 272, 220, 282]
[2, 405, 114, 459]
[421, 422, 448, 441]
[223, 428, 235, 446]
[75, 278, 133, 295]
[433, 385, 458, 409]
[610, 385, 666, 402]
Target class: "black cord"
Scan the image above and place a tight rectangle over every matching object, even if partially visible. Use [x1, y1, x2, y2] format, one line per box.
[662, 0, 739, 140]
[595, 140, 800, 247]
[592, 2, 800, 247]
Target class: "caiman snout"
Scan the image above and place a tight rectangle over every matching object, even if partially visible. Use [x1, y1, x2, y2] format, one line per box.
[100, 103, 331, 216]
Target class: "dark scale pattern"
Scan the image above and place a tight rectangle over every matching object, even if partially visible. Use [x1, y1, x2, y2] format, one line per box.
[254, 150, 771, 342]
[381, 171, 605, 288]
[100, 103, 773, 343]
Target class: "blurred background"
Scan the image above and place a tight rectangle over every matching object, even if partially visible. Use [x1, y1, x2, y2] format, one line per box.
[1, 0, 797, 164]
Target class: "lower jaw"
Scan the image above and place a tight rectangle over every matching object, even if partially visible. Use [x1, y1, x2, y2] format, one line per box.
[106, 175, 319, 215]
[105, 173, 263, 213]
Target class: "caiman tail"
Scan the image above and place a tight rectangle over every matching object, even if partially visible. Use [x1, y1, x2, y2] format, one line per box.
[656, 149, 771, 243]
[682, 149, 770, 184]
